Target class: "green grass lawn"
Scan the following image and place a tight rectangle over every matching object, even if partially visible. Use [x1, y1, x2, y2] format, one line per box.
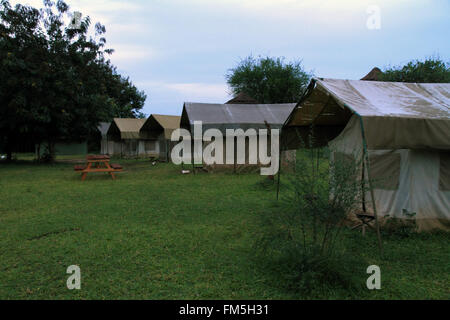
[0, 158, 448, 299]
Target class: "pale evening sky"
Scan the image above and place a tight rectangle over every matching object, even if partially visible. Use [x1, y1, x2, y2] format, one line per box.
[12, 0, 450, 116]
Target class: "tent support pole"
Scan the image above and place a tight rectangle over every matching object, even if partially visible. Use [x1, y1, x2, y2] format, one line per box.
[166, 140, 169, 162]
[276, 143, 282, 200]
[192, 140, 195, 175]
[359, 116, 383, 256]
[234, 137, 237, 174]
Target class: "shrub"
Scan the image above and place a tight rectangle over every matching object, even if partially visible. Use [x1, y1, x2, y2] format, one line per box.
[382, 210, 417, 238]
[256, 147, 368, 294]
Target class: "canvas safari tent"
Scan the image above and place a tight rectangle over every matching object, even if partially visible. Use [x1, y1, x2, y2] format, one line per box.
[140, 114, 181, 161]
[181, 102, 297, 171]
[282, 78, 450, 231]
[106, 118, 149, 157]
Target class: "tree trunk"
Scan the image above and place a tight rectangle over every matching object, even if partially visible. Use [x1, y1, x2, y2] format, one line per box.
[47, 141, 56, 163]
[5, 138, 13, 162]
[36, 143, 41, 161]
[42, 141, 56, 163]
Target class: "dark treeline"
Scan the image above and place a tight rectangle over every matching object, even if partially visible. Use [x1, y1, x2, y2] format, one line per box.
[0, 0, 146, 161]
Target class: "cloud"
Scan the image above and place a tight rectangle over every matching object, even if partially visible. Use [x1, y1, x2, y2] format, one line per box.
[11, 0, 141, 24]
[69, 0, 141, 13]
[9, 0, 448, 117]
[169, 0, 430, 33]
[134, 81, 231, 116]
[180, 0, 372, 22]
[165, 83, 230, 101]
[108, 44, 159, 65]
[10, 0, 139, 11]
[10, 0, 157, 65]
[139, 81, 230, 101]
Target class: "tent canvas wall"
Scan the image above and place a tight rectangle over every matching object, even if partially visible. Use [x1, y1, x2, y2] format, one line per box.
[106, 118, 148, 157]
[282, 78, 450, 231]
[181, 102, 297, 170]
[140, 114, 181, 161]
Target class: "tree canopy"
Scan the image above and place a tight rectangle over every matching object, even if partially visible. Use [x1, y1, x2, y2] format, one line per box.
[0, 0, 146, 160]
[379, 57, 450, 83]
[226, 56, 312, 104]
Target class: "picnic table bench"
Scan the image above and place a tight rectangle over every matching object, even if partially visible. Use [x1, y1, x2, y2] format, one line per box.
[74, 155, 123, 181]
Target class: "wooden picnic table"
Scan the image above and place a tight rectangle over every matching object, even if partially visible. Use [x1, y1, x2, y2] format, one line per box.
[74, 155, 123, 181]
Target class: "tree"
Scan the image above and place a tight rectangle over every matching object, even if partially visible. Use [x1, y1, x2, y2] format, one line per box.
[226, 56, 312, 104]
[379, 57, 450, 83]
[0, 0, 146, 161]
[0, 0, 47, 160]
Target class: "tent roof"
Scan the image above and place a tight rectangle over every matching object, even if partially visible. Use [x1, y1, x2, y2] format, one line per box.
[361, 67, 383, 81]
[283, 78, 450, 150]
[108, 118, 147, 140]
[225, 92, 259, 104]
[141, 114, 181, 139]
[314, 78, 450, 119]
[182, 102, 296, 133]
[152, 114, 181, 130]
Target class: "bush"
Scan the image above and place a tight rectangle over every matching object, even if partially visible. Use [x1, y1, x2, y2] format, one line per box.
[255, 147, 368, 294]
[382, 210, 418, 238]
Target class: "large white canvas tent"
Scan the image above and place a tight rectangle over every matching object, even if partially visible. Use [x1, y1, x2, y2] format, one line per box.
[181, 102, 297, 170]
[140, 114, 181, 161]
[282, 78, 450, 231]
